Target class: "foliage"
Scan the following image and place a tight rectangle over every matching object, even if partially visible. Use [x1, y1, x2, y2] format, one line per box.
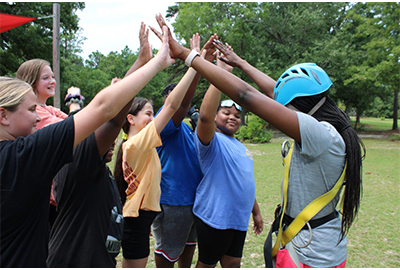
[0, 2, 85, 76]
[236, 114, 273, 143]
[1, 2, 398, 129]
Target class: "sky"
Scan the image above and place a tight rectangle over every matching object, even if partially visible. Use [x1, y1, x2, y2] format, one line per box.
[76, 1, 178, 60]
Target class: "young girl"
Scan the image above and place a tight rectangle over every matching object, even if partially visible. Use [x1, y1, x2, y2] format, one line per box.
[16, 59, 83, 226]
[0, 25, 173, 268]
[152, 15, 365, 268]
[16, 59, 83, 128]
[114, 64, 199, 268]
[192, 55, 263, 268]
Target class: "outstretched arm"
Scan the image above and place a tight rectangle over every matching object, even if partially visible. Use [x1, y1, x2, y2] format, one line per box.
[197, 51, 231, 146]
[73, 25, 174, 147]
[151, 14, 300, 143]
[94, 22, 154, 157]
[171, 33, 201, 126]
[124, 22, 153, 78]
[214, 40, 276, 99]
[154, 67, 197, 134]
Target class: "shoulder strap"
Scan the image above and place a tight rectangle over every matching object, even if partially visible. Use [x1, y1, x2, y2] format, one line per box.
[272, 142, 346, 256]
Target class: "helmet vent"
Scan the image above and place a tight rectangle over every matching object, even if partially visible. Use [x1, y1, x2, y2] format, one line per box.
[275, 81, 281, 89]
[281, 73, 289, 79]
[300, 68, 309, 77]
[291, 69, 299, 74]
[311, 70, 321, 84]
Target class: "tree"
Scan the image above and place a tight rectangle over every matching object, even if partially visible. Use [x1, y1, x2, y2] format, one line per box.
[0, 2, 85, 76]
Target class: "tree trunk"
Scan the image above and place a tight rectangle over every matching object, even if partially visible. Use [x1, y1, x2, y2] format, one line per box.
[392, 84, 399, 130]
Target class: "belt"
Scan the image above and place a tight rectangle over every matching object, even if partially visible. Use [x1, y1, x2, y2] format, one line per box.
[283, 211, 338, 230]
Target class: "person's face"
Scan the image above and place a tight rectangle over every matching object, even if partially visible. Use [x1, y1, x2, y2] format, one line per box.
[6, 90, 41, 138]
[215, 106, 241, 136]
[35, 65, 56, 101]
[133, 102, 154, 131]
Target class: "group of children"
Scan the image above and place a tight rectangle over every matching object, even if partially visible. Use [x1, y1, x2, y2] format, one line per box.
[0, 14, 365, 268]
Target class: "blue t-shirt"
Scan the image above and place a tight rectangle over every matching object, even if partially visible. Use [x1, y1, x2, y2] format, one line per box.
[156, 109, 203, 206]
[193, 131, 255, 231]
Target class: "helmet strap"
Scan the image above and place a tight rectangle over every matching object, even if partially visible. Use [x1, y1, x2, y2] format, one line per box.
[308, 96, 326, 116]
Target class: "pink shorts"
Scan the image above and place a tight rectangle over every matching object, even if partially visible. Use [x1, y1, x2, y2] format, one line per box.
[276, 248, 347, 268]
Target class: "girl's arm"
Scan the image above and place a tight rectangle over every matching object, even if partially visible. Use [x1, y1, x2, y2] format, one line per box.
[154, 67, 198, 134]
[197, 52, 232, 145]
[214, 40, 276, 99]
[171, 33, 201, 127]
[94, 22, 153, 157]
[152, 14, 300, 143]
[72, 25, 174, 147]
[252, 199, 264, 235]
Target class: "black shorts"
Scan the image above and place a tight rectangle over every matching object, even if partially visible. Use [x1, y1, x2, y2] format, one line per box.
[194, 216, 247, 265]
[122, 210, 157, 260]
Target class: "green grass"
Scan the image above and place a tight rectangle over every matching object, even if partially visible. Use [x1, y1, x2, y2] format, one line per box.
[113, 120, 400, 268]
[351, 116, 399, 132]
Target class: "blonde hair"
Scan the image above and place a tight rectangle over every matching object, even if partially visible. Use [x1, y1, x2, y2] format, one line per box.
[16, 59, 50, 94]
[0, 77, 33, 111]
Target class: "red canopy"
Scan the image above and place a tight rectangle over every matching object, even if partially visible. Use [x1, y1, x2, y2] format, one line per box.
[0, 13, 37, 33]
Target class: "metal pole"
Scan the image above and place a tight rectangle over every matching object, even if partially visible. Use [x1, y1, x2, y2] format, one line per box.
[52, 3, 60, 108]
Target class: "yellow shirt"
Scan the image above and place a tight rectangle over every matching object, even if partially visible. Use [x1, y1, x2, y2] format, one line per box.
[122, 121, 162, 217]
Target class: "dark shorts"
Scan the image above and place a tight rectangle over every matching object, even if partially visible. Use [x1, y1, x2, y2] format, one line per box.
[122, 210, 157, 260]
[194, 215, 247, 265]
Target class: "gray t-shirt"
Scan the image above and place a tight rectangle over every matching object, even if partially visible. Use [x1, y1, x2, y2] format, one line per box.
[285, 112, 347, 267]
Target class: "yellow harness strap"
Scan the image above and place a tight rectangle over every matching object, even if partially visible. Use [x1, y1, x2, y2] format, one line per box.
[272, 143, 346, 256]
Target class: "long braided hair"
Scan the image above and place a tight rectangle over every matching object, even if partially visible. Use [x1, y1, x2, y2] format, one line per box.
[291, 90, 366, 239]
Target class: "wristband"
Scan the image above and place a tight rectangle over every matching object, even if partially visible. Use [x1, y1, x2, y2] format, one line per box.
[184, 50, 200, 67]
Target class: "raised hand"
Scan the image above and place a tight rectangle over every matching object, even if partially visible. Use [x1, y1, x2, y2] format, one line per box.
[201, 34, 218, 63]
[137, 22, 152, 64]
[216, 51, 234, 73]
[213, 39, 245, 68]
[154, 25, 175, 70]
[66, 86, 81, 96]
[190, 33, 200, 52]
[150, 13, 186, 60]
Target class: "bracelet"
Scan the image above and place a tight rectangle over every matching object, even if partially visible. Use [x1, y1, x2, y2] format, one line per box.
[184, 50, 200, 67]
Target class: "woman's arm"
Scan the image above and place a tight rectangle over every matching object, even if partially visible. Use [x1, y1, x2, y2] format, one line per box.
[94, 22, 154, 157]
[214, 40, 276, 99]
[151, 14, 300, 142]
[197, 52, 232, 145]
[171, 33, 201, 126]
[72, 25, 174, 147]
[153, 67, 198, 134]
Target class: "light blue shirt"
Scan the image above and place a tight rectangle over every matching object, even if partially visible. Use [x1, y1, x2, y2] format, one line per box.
[193, 131, 255, 231]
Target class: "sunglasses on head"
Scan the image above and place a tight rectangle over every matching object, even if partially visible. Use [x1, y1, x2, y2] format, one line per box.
[220, 100, 242, 112]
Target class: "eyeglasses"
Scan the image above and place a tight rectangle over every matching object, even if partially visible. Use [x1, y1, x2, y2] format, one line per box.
[220, 100, 242, 112]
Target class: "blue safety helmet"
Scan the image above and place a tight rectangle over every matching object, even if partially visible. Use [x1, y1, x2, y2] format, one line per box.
[273, 63, 333, 106]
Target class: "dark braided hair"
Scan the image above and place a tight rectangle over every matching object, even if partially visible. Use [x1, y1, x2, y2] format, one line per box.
[113, 97, 150, 205]
[290, 90, 366, 240]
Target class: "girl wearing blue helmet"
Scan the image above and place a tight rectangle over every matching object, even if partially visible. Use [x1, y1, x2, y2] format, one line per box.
[151, 14, 365, 268]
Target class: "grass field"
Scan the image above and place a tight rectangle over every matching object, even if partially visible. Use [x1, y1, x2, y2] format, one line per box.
[113, 117, 400, 268]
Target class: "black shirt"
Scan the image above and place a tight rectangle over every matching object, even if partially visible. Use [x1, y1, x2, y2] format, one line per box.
[0, 117, 74, 267]
[47, 133, 114, 267]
